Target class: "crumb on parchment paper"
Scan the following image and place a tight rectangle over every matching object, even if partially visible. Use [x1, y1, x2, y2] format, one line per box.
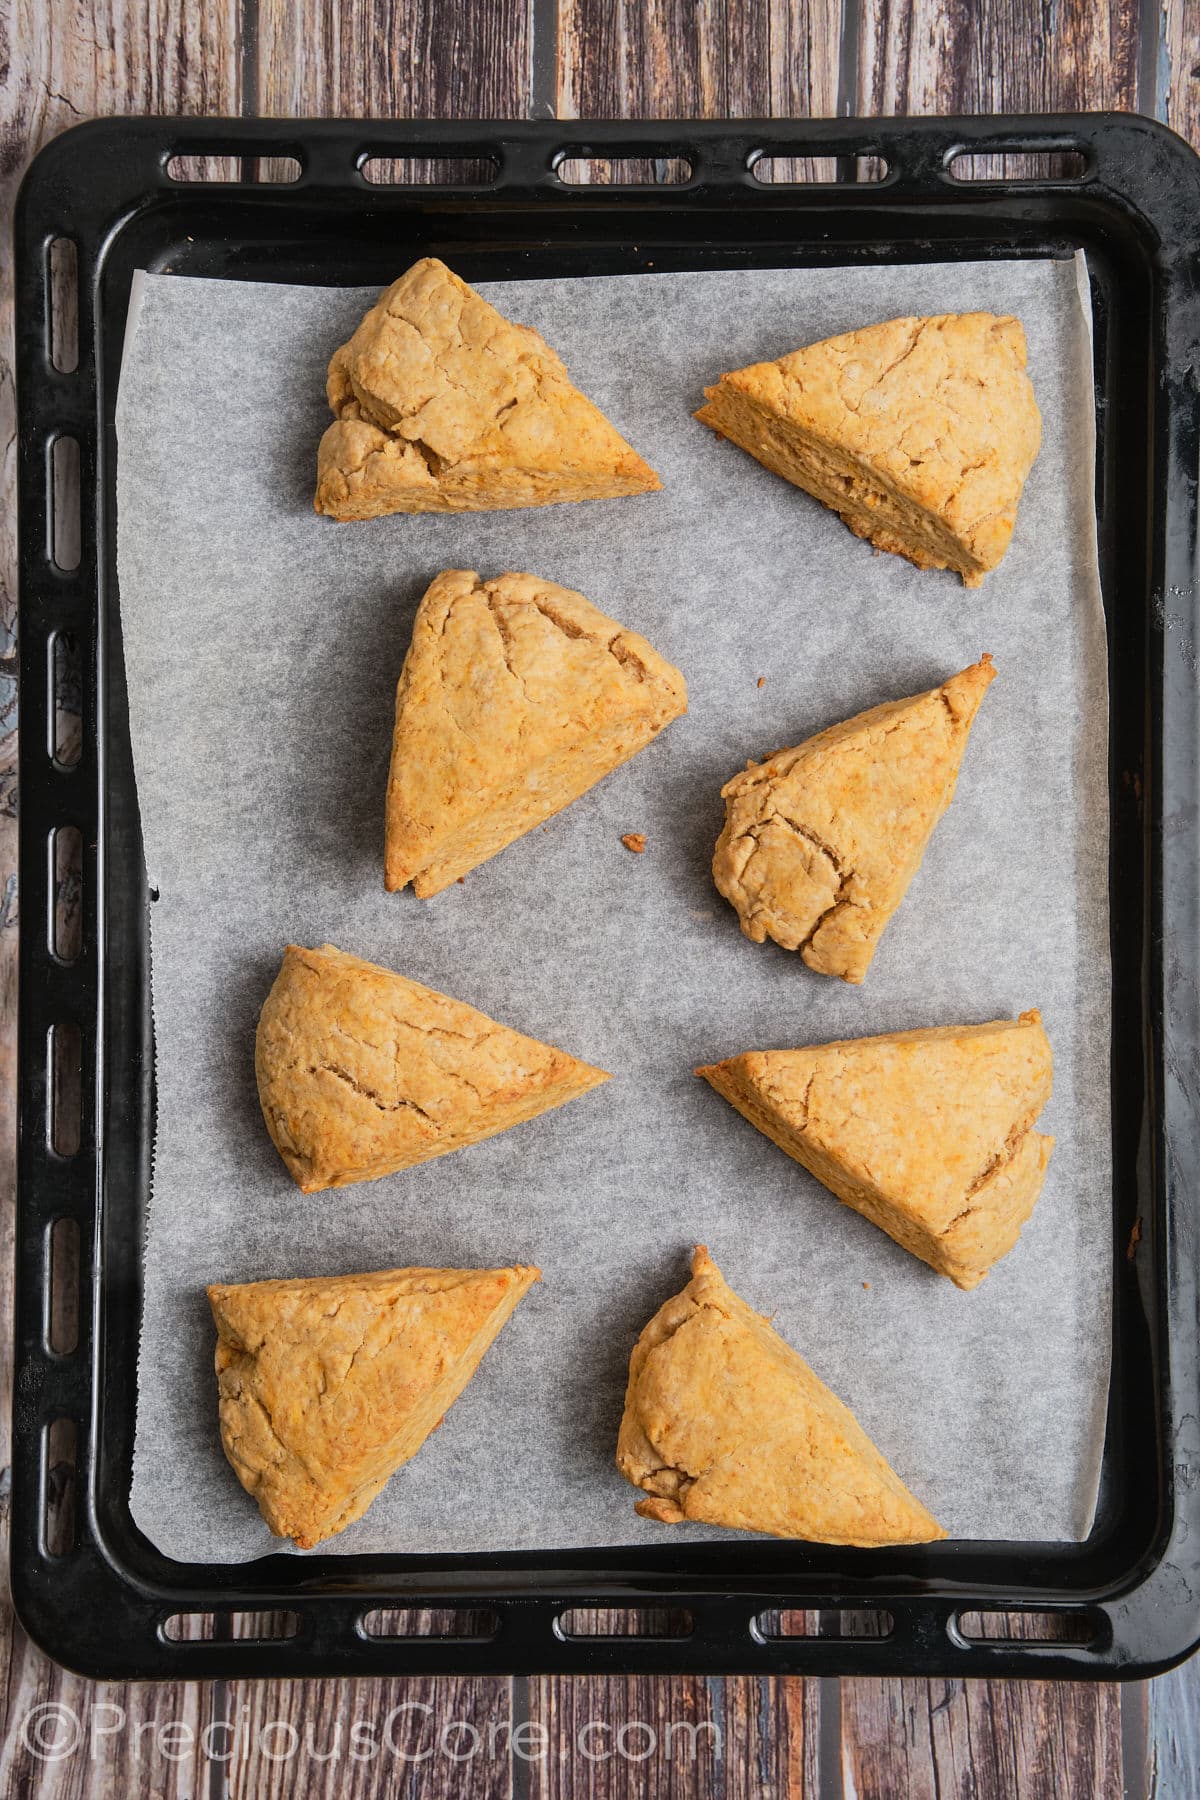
[621, 833, 647, 854]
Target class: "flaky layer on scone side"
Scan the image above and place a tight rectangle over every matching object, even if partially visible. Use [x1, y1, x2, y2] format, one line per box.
[255, 943, 610, 1192]
[696, 313, 1041, 584]
[713, 655, 995, 983]
[209, 1262, 539, 1548]
[697, 1012, 1054, 1289]
[616, 1246, 945, 1545]
[386, 569, 687, 896]
[315, 258, 661, 518]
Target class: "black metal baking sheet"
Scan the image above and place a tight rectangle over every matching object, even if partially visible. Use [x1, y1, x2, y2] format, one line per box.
[12, 113, 1200, 1681]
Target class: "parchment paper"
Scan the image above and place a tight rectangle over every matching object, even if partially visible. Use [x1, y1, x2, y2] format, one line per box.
[116, 258, 1110, 1561]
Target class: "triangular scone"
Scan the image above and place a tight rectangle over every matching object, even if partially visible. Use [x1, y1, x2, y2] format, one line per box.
[314, 258, 661, 518]
[617, 1246, 944, 1545]
[696, 313, 1041, 584]
[209, 1262, 539, 1547]
[713, 656, 995, 983]
[697, 1012, 1054, 1289]
[386, 570, 687, 895]
[256, 943, 609, 1192]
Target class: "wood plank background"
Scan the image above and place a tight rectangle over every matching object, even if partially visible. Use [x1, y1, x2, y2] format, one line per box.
[3, 0, 1199, 1793]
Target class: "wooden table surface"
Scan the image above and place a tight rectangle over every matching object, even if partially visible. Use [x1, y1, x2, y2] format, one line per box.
[4, 1, 1200, 1794]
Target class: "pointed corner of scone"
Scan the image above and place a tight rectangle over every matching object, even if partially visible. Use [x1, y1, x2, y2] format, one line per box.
[712, 661, 995, 981]
[617, 1246, 944, 1545]
[384, 569, 686, 895]
[209, 1260, 539, 1547]
[698, 313, 1040, 583]
[255, 942, 609, 1191]
[313, 260, 660, 518]
[943, 652, 996, 721]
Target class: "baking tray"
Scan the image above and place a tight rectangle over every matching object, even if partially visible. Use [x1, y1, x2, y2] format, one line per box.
[12, 113, 1200, 1682]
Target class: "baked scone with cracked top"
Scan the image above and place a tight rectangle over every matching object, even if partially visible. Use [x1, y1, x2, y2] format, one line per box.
[209, 1261, 539, 1547]
[315, 258, 661, 518]
[713, 656, 994, 983]
[696, 313, 1041, 584]
[697, 1012, 1054, 1289]
[256, 943, 610, 1192]
[617, 1246, 944, 1544]
[386, 570, 687, 896]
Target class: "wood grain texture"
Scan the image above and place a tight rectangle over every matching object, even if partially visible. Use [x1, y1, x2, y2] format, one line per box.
[1160, 0, 1200, 147]
[842, 1670, 1124, 1799]
[221, 1674, 514, 1798]
[558, 0, 843, 119]
[256, 0, 532, 117]
[855, 0, 1144, 114]
[529, 1672, 820, 1799]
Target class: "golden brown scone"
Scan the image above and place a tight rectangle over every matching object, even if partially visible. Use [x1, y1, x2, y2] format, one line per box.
[696, 313, 1041, 584]
[386, 570, 687, 896]
[697, 1012, 1054, 1289]
[315, 258, 661, 518]
[209, 1261, 539, 1548]
[713, 656, 994, 983]
[256, 943, 610, 1192]
[617, 1246, 945, 1545]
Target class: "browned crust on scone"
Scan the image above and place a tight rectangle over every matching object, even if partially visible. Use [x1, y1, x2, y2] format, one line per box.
[384, 570, 687, 896]
[697, 1012, 1054, 1288]
[209, 1262, 540, 1547]
[255, 943, 610, 1192]
[712, 656, 995, 983]
[616, 1246, 945, 1544]
[315, 258, 661, 518]
[696, 313, 1041, 584]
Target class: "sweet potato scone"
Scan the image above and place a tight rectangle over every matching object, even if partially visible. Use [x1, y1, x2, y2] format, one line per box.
[617, 1246, 944, 1544]
[209, 1262, 539, 1548]
[698, 1012, 1054, 1289]
[696, 313, 1041, 584]
[315, 258, 661, 519]
[386, 569, 688, 896]
[256, 944, 610, 1192]
[713, 656, 994, 983]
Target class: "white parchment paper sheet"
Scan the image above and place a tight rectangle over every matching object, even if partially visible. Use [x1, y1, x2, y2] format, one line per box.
[116, 259, 1110, 1561]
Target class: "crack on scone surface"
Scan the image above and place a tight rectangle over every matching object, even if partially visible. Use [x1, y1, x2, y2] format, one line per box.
[310, 1062, 439, 1125]
[937, 1117, 1036, 1239]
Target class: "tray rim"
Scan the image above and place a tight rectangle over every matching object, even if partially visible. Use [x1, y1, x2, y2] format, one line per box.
[12, 108, 1200, 1681]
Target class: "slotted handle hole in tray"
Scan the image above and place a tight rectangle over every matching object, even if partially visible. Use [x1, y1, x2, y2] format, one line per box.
[47, 1217, 80, 1355]
[755, 1608, 894, 1640]
[161, 1610, 300, 1642]
[948, 149, 1088, 181]
[42, 1418, 77, 1556]
[48, 238, 78, 375]
[50, 631, 81, 769]
[556, 155, 693, 185]
[361, 156, 498, 185]
[52, 826, 82, 963]
[166, 154, 301, 184]
[555, 1607, 694, 1640]
[956, 1608, 1099, 1644]
[50, 437, 80, 573]
[361, 1607, 500, 1640]
[49, 1023, 81, 1157]
[751, 154, 888, 183]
